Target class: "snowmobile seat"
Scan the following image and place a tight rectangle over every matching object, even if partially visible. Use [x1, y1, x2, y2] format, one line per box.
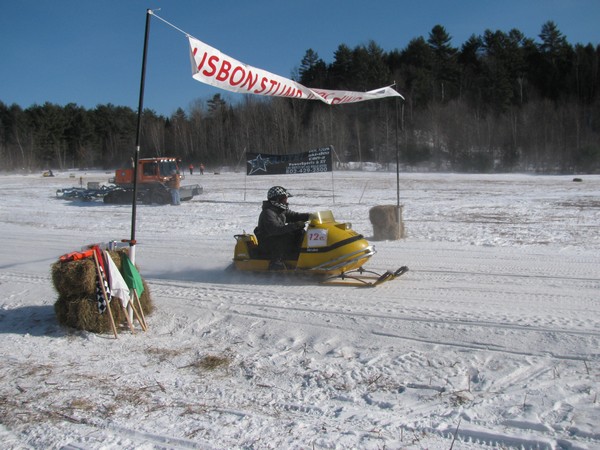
[247, 235, 270, 259]
[254, 234, 303, 262]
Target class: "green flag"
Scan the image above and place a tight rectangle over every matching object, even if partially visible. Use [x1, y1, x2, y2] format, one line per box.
[121, 253, 144, 296]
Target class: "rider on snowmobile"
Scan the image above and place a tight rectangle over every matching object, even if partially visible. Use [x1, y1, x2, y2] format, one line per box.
[254, 186, 310, 270]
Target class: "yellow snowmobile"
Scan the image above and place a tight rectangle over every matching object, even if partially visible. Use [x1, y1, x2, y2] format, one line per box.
[232, 210, 408, 286]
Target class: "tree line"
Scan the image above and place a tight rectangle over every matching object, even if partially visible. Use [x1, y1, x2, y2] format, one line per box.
[1, 21, 599, 173]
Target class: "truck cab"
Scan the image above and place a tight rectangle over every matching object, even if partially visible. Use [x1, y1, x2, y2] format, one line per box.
[105, 157, 202, 204]
[113, 158, 183, 187]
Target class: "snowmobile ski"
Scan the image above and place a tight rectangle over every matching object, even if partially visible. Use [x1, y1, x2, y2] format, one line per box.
[320, 266, 409, 287]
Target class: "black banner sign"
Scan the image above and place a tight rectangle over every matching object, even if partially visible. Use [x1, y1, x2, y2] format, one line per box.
[246, 146, 332, 176]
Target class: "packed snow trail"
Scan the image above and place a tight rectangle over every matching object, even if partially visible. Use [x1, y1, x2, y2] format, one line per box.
[0, 171, 599, 449]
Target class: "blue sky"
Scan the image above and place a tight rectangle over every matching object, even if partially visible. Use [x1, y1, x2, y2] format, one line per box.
[1, 0, 599, 117]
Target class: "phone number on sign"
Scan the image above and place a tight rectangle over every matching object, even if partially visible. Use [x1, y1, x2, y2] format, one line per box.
[286, 164, 329, 174]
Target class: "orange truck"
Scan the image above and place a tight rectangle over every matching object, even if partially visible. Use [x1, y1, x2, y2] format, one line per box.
[103, 157, 202, 204]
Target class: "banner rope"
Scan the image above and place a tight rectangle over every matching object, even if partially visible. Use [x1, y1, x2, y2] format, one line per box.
[150, 10, 196, 40]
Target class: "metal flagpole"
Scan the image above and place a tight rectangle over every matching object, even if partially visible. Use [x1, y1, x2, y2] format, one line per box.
[395, 95, 400, 211]
[394, 88, 405, 230]
[331, 170, 335, 204]
[330, 145, 335, 204]
[129, 9, 154, 265]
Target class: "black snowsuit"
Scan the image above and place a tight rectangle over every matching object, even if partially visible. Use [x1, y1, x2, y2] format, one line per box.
[254, 201, 310, 261]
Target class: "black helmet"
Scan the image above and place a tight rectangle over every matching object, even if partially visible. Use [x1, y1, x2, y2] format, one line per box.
[267, 186, 292, 200]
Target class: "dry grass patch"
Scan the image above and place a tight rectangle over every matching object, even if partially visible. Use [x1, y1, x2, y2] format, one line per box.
[182, 354, 232, 372]
[145, 347, 188, 362]
[67, 397, 97, 412]
[199, 355, 231, 370]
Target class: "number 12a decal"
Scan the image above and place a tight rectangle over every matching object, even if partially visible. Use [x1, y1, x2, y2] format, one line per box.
[308, 229, 328, 247]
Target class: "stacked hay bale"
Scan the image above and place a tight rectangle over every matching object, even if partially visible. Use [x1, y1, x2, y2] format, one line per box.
[52, 249, 153, 333]
[369, 205, 406, 240]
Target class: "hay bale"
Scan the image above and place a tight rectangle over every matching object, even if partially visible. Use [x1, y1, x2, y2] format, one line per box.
[54, 295, 128, 333]
[137, 280, 154, 316]
[369, 205, 405, 240]
[52, 249, 154, 333]
[51, 249, 132, 297]
[51, 258, 97, 297]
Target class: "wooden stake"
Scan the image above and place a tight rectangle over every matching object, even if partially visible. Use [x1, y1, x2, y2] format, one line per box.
[132, 289, 148, 330]
[130, 297, 147, 331]
[130, 300, 147, 332]
[92, 251, 118, 339]
[120, 301, 136, 334]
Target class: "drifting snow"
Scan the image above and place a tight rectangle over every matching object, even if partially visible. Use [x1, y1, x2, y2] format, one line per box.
[0, 170, 599, 449]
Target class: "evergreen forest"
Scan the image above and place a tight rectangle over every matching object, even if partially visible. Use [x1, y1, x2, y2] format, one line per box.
[1, 21, 599, 173]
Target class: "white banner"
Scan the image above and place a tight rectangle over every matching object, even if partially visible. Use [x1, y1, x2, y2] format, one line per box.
[189, 36, 403, 105]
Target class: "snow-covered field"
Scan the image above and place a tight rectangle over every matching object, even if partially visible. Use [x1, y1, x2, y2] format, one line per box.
[0, 169, 599, 449]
